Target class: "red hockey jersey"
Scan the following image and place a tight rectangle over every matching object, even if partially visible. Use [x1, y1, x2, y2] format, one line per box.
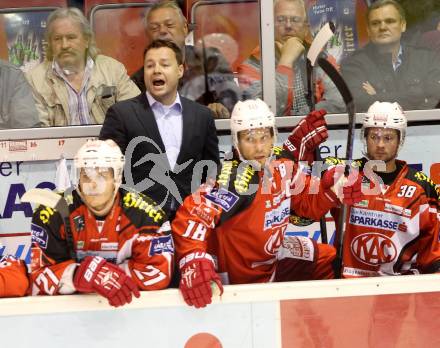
[172, 149, 339, 285]
[0, 255, 29, 297]
[327, 157, 440, 277]
[30, 189, 173, 295]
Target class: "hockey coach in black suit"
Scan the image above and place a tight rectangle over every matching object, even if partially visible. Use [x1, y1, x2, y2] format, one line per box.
[100, 39, 220, 218]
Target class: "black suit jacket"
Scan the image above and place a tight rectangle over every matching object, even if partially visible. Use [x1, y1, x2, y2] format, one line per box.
[99, 93, 220, 214]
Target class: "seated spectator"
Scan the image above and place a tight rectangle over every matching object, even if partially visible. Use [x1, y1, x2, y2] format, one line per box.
[30, 140, 173, 307]
[237, 0, 344, 116]
[420, 12, 440, 54]
[399, 0, 439, 51]
[421, 29, 440, 54]
[131, 0, 240, 119]
[340, 0, 440, 112]
[26, 8, 140, 126]
[0, 59, 40, 129]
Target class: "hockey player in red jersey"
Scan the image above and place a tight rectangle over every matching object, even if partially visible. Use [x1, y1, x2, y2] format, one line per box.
[328, 101, 440, 277]
[30, 140, 173, 307]
[172, 98, 364, 308]
[0, 254, 29, 297]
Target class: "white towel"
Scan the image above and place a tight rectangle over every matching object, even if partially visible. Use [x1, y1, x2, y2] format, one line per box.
[55, 158, 71, 192]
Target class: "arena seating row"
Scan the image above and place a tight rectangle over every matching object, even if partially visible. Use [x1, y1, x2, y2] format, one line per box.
[0, 0, 260, 75]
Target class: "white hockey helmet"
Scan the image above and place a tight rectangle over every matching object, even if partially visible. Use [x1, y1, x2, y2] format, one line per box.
[73, 139, 125, 192]
[361, 101, 407, 153]
[230, 98, 277, 159]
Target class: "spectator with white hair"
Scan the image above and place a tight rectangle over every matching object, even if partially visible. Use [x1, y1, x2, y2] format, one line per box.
[131, 0, 240, 118]
[26, 7, 140, 126]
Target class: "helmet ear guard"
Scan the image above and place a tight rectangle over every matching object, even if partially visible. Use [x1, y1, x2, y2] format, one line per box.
[361, 101, 407, 156]
[230, 98, 277, 162]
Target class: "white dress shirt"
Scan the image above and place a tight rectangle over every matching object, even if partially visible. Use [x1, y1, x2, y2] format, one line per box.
[146, 91, 183, 171]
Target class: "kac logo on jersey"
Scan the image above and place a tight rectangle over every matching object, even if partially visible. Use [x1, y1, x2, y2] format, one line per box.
[264, 199, 290, 230]
[264, 229, 284, 255]
[149, 235, 174, 256]
[351, 233, 397, 266]
[31, 223, 48, 249]
[205, 187, 239, 212]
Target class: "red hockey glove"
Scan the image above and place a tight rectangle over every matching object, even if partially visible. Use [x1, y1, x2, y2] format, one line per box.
[0, 255, 26, 272]
[74, 256, 140, 307]
[0, 255, 29, 297]
[283, 109, 328, 163]
[321, 166, 364, 205]
[179, 252, 223, 309]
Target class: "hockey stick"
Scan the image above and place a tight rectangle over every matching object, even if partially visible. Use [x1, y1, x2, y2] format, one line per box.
[22, 188, 77, 262]
[317, 57, 356, 278]
[306, 22, 335, 244]
[306, 22, 336, 111]
[307, 22, 336, 71]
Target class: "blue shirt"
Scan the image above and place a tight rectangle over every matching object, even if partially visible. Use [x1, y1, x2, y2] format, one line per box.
[393, 46, 403, 71]
[146, 91, 183, 171]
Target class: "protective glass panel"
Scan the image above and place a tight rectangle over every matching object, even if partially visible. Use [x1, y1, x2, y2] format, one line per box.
[0, 9, 53, 129]
[191, 0, 260, 119]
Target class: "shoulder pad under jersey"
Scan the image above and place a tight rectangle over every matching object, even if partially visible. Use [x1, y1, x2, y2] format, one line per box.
[120, 188, 167, 227]
[407, 168, 440, 202]
[323, 157, 363, 169]
[208, 160, 260, 222]
[216, 160, 259, 195]
[32, 190, 74, 226]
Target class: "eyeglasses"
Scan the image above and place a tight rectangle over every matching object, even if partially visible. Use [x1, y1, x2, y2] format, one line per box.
[367, 133, 398, 144]
[275, 15, 305, 26]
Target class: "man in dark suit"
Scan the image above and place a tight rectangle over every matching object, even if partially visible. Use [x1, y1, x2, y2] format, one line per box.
[340, 0, 440, 112]
[100, 39, 220, 218]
